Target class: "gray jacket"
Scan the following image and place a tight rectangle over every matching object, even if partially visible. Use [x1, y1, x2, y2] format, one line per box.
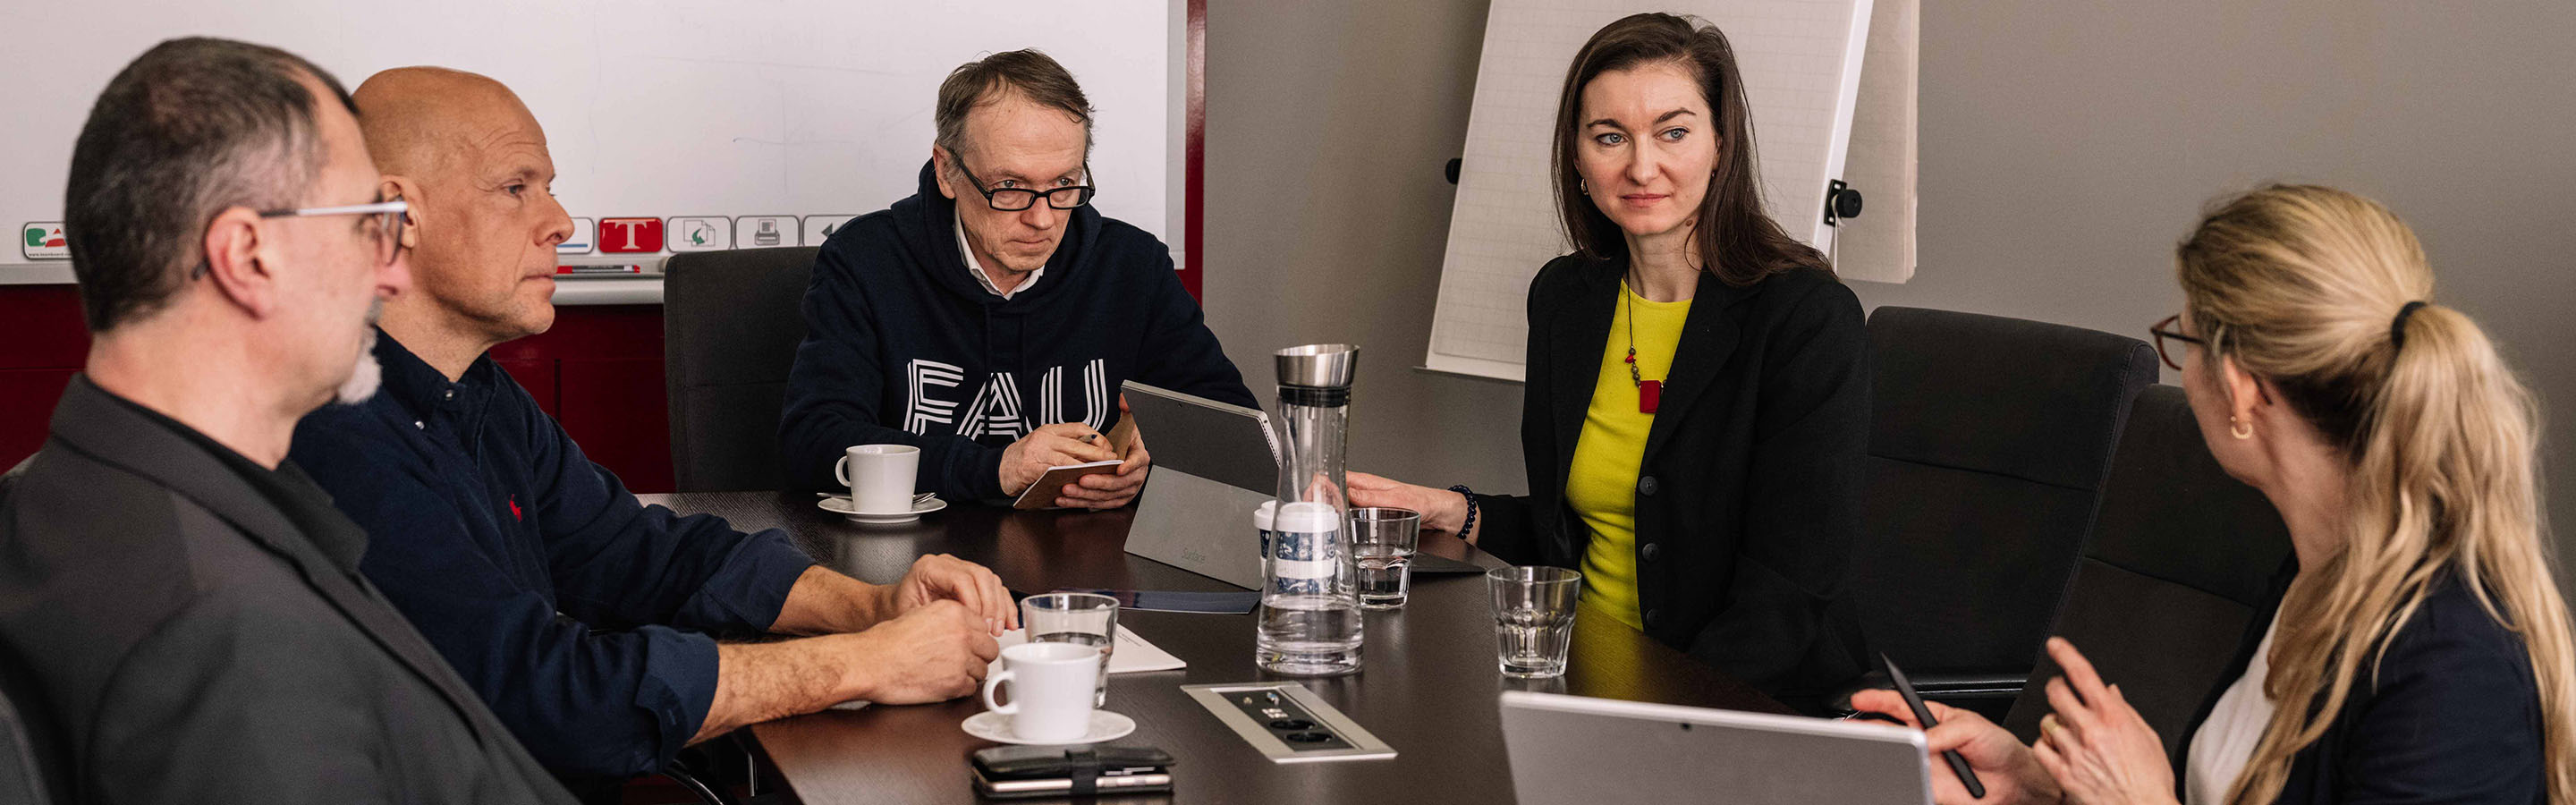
[0, 376, 576, 804]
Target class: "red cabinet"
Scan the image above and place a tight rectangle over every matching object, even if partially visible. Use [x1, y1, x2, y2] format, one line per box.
[0, 285, 675, 493]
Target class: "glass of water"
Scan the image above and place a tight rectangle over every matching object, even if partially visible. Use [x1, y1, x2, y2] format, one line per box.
[1487, 566, 1581, 678]
[1349, 507, 1421, 609]
[1021, 592, 1118, 706]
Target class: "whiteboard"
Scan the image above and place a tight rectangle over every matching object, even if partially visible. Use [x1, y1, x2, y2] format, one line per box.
[2, 0, 1177, 263]
[1422, 0, 1894, 382]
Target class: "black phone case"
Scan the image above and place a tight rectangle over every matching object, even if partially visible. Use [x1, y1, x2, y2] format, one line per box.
[970, 744, 1174, 778]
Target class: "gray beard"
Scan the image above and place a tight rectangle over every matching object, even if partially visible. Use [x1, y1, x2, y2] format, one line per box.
[334, 303, 385, 404]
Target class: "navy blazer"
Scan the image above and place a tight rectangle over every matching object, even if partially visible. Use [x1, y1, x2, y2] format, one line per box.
[2176, 563, 2547, 804]
[1472, 255, 1870, 697]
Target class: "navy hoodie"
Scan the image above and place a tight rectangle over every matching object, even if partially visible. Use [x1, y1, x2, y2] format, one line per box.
[781, 161, 1257, 501]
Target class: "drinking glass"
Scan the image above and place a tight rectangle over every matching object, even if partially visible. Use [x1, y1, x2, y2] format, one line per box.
[1021, 592, 1119, 706]
[1487, 566, 1581, 678]
[1349, 507, 1421, 608]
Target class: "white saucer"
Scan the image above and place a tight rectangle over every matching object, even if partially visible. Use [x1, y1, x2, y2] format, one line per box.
[818, 496, 947, 523]
[962, 709, 1135, 745]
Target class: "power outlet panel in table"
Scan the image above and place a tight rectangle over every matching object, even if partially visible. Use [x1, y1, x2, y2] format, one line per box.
[1180, 682, 1396, 763]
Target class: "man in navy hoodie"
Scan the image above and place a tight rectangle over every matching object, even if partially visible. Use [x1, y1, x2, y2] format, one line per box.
[782, 49, 1257, 509]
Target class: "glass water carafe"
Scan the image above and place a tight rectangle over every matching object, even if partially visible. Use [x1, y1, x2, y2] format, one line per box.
[1256, 343, 1363, 676]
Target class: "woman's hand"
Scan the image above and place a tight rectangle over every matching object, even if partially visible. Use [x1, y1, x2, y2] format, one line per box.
[2030, 638, 2176, 805]
[1850, 689, 2064, 805]
[1345, 471, 1473, 539]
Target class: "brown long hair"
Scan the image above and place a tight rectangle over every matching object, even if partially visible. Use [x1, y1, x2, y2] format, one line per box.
[2177, 185, 2575, 805]
[1550, 13, 1828, 286]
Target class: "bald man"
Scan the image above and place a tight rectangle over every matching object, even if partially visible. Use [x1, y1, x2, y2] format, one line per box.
[288, 68, 1011, 796]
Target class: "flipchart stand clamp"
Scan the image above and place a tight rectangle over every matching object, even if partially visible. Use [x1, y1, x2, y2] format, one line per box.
[1824, 179, 1864, 225]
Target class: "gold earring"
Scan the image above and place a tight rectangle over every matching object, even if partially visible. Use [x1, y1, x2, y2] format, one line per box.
[2229, 416, 2253, 440]
[1580, 178, 1589, 193]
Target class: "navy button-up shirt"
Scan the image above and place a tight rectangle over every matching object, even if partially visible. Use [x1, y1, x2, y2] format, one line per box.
[291, 331, 815, 783]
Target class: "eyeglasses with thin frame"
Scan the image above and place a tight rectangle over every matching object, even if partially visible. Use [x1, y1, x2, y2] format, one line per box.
[194, 199, 408, 279]
[2150, 314, 2204, 371]
[955, 160, 1095, 211]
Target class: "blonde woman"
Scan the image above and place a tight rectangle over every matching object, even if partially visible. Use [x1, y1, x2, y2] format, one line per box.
[1855, 184, 2575, 804]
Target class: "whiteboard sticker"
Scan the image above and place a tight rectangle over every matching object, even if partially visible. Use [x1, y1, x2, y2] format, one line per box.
[558, 217, 596, 254]
[735, 216, 796, 249]
[21, 222, 68, 260]
[666, 216, 732, 252]
[803, 215, 856, 246]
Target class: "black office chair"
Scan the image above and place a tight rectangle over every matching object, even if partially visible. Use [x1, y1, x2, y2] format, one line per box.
[2000, 385, 2291, 758]
[663, 247, 819, 493]
[1848, 307, 2159, 719]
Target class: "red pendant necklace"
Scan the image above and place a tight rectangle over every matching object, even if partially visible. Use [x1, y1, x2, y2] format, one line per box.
[1623, 281, 1662, 413]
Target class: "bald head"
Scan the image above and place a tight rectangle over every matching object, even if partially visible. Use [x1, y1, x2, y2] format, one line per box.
[352, 67, 538, 177]
[352, 66, 572, 361]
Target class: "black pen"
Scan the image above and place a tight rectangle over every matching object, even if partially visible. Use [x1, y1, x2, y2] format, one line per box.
[1881, 653, 1986, 799]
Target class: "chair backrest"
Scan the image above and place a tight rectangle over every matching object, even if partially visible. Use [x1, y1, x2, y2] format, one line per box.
[1852, 307, 2159, 679]
[663, 247, 819, 492]
[2001, 385, 2292, 758]
[0, 643, 68, 805]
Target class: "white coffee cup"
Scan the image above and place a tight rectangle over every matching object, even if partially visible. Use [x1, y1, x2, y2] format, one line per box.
[981, 641, 1102, 743]
[835, 445, 919, 514]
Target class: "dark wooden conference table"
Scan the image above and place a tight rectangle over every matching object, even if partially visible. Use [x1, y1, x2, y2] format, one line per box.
[638, 491, 1792, 805]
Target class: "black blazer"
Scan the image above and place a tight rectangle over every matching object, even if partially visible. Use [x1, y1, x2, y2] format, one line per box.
[2174, 562, 2547, 804]
[1474, 255, 1870, 696]
[0, 377, 575, 803]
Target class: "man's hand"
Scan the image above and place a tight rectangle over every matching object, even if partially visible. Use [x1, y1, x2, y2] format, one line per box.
[696, 598, 1001, 741]
[998, 423, 1117, 496]
[842, 599, 1002, 705]
[1055, 428, 1148, 510]
[879, 554, 1015, 635]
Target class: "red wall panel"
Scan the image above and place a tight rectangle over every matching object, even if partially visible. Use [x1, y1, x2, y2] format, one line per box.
[0, 285, 91, 469]
[0, 369, 77, 466]
[1, 286, 676, 493]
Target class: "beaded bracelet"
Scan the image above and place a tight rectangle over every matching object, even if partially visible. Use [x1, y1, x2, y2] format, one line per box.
[1447, 484, 1479, 538]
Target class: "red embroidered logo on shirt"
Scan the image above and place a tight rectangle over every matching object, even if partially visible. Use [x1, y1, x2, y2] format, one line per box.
[509, 496, 522, 521]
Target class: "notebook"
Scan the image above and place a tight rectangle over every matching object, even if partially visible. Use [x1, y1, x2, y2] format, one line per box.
[1010, 417, 1140, 510]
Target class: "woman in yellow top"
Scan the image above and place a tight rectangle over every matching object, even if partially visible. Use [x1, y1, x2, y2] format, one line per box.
[1351, 12, 1868, 699]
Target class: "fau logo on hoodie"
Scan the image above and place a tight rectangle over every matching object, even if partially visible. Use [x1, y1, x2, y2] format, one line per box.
[902, 358, 1111, 439]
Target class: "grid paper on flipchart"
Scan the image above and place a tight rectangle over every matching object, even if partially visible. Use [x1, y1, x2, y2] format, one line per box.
[1426, 0, 1875, 377]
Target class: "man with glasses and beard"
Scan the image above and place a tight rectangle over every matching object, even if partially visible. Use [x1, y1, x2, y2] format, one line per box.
[780, 49, 1255, 511]
[0, 38, 574, 802]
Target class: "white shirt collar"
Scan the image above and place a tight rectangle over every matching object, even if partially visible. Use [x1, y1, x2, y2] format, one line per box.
[955, 212, 1041, 300]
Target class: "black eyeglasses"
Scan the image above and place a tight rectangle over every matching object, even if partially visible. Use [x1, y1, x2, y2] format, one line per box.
[2150, 314, 2204, 371]
[194, 199, 408, 279]
[956, 160, 1095, 211]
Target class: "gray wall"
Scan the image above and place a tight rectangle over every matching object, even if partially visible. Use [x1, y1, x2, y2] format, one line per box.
[1202, 1, 2576, 593]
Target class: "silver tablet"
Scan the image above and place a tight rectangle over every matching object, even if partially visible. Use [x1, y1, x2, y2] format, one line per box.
[1500, 691, 1933, 805]
[1123, 380, 1491, 589]
[1123, 381, 1279, 589]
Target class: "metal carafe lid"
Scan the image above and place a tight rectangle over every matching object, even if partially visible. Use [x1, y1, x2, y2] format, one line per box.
[1274, 343, 1359, 389]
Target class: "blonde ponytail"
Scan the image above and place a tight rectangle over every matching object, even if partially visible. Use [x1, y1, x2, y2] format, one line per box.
[2174, 185, 2575, 805]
